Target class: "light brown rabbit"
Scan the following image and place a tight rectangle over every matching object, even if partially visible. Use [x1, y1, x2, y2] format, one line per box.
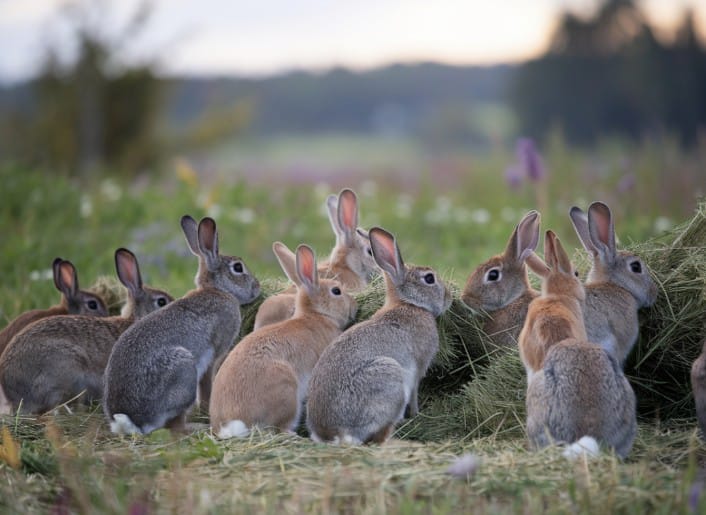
[569, 201, 658, 365]
[306, 227, 452, 445]
[691, 338, 706, 438]
[521, 231, 636, 459]
[0, 249, 172, 414]
[210, 242, 357, 438]
[519, 230, 587, 383]
[461, 211, 541, 348]
[253, 188, 376, 330]
[0, 258, 108, 358]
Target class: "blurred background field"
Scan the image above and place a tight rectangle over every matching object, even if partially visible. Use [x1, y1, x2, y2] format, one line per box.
[1, 0, 706, 513]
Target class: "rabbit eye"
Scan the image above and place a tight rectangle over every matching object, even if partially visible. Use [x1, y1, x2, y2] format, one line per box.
[87, 300, 98, 310]
[486, 269, 500, 282]
[157, 297, 167, 307]
[232, 262, 244, 274]
[367, 247, 373, 256]
[331, 287, 342, 296]
[424, 273, 435, 285]
[574, 270, 579, 277]
[630, 261, 642, 274]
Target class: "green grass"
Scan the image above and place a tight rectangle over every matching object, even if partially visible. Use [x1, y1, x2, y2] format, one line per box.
[0, 136, 705, 513]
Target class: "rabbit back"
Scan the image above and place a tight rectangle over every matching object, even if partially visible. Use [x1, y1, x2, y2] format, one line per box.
[526, 339, 637, 458]
[104, 289, 241, 432]
[306, 303, 439, 443]
[0, 315, 131, 413]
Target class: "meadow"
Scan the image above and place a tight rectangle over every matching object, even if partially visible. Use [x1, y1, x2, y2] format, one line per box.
[0, 134, 705, 513]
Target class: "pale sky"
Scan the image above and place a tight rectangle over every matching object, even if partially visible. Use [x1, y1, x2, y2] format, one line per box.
[0, 0, 704, 83]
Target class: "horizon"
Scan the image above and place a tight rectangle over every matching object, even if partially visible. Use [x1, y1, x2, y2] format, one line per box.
[1, 0, 705, 85]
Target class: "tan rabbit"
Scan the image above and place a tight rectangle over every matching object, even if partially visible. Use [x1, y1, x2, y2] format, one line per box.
[519, 230, 587, 382]
[253, 188, 376, 330]
[0, 258, 108, 358]
[461, 210, 541, 348]
[0, 249, 172, 414]
[306, 227, 452, 445]
[210, 242, 357, 438]
[104, 216, 260, 435]
[691, 338, 706, 438]
[569, 201, 658, 365]
[521, 231, 636, 459]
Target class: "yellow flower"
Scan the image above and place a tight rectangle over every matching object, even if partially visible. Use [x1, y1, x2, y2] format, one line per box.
[0, 426, 20, 469]
[175, 158, 199, 189]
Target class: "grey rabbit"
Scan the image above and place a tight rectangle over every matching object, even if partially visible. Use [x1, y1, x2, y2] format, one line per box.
[103, 215, 260, 434]
[0, 248, 172, 414]
[306, 226, 452, 444]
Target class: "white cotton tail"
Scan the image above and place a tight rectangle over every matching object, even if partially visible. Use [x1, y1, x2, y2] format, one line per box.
[563, 436, 600, 460]
[110, 413, 143, 435]
[217, 420, 250, 439]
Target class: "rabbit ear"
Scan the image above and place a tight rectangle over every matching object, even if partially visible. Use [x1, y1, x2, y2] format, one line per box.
[588, 202, 616, 263]
[181, 215, 200, 256]
[295, 244, 318, 294]
[356, 228, 370, 240]
[325, 194, 341, 236]
[115, 248, 143, 297]
[569, 206, 597, 255]
[369, 227, 405, 284]
[54, 259, 79, 298]
[337, 189, 359, 245]
[273, 241, 300, 286]
[525, 251, 550, 279]
[544, 231, 572, 274]
[507, 210, 541, 263]
[197, 217, 220, 269]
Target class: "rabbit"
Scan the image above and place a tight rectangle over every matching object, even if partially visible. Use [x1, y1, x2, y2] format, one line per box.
[521, 230, 637, 459]
[569, 201, 658, 365]
[461, 210, 541, 348]
[0, 257, 108, 358]
[0, 248, 172, 415]
[253, 188, 376, 330]
[518, 230, 587, 383]
[103, 215, 260, 435]
[306, 227, 452, 445]
[210, 242, 357, 438]
[691, 338, 706, 438]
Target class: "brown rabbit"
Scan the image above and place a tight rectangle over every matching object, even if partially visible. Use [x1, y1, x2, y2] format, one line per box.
[691, 338, 706, 438]
[210, 243, 357, 438]
[519, 230, 587, 382]
[0, 258, 108, 358]
[253, 188, 376, 330]
[0, 249, 172, 414]
[461, 211, 541, 348]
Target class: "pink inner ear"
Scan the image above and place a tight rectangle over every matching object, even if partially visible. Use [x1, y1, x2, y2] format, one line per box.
[298, 247, 316, 284]
[376, 232, 398, 268]
[117, 252, 138, 287]
[339, 191, 357, 229]
[59, 263, 75, 291]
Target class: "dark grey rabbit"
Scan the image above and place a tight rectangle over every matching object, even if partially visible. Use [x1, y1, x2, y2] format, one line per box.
[103, 216, 260, 434]
[306, 227, 452, 444]
[0, 249, 172, 414]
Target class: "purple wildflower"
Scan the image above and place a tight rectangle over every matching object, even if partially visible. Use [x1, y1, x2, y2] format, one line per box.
[516, 137, 546, 182]
[617, 173, 636, 194]
[504, 164, 523, 189]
